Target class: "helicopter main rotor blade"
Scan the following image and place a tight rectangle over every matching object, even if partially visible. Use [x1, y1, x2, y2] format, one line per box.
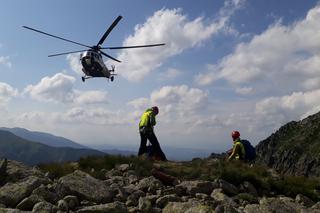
[23, 26, 91, 49]
[101, 43, 165, 50]
[100, 51, 121, 63]
[97, 15, 122, 46]
[48, 50, 88, 57]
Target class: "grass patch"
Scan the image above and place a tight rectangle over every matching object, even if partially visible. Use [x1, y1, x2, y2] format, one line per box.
[38, 155, 320, 202]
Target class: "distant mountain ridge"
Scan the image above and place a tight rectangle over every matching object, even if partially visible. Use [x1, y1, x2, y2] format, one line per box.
[256, 111, 320, 177]
[0, 127, 87, 149]
[0, 130, 105, 165]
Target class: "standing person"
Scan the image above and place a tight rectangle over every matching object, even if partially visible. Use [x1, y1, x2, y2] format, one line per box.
[228, 130, 245, 161]
[138, 106, 167, 161]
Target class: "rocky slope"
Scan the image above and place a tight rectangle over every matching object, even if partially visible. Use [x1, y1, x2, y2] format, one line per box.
[0, 158, 319, 213]
[256, 111, 320, 177]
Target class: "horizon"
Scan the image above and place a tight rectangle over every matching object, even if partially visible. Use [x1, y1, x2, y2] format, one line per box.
[0, 0, 320, 152]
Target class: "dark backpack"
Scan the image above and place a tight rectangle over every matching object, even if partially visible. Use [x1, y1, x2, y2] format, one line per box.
[240, 140, 256, 161]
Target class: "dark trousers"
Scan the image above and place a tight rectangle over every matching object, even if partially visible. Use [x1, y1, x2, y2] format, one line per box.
[138, 131, 167, 161]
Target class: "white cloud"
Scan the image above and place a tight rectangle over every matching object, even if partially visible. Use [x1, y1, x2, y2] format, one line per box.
[73, 90, 108, 105]
[256, 89, 320, 122]
[0, 82, 18, 103]
[159, 68, 182, 80]
[195, 64, 219, 86]
[235, 87, 253, 95]
[24, 73, 76, 103]
[66, 54, 82, 75]
[0, 56, 12, 68]
[116, 1, 243, 81]
[24, 73, 108, 105]
[150, 85, 208, 113]
[197, 5, 320, 95]
[129, 85, 209, 125]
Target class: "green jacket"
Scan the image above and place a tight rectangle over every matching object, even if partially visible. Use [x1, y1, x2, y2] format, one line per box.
[139, 108, 156, 131]
[228, 138, 245, 160]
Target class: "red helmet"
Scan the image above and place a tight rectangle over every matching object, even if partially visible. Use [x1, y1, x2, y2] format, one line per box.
[231, 131, 240, 140]
[152, 106, 159, 115]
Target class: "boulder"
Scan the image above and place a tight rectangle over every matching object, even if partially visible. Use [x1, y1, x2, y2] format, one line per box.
[240, 181, 258, 197]
[0, 158, 7, 184]
[258, 197, 307, 213]
[5, 161, 45, 183]
[215, 179, 238, 196]
[117, 164, 130, 172]
[176, 180, 215, 196]
[156, 194, 181, 208]
[76, 201, 127, 213]
[58, 170, 114, 203]
[0, 176, 51, 207]
[0, 208, 30, 212]
[163, 201, 215, 213]
[210, 189, 237, 207]
[57, 200, 68, 212]
[136, 176, 163, 193]
[138, 197, 152, 213]
[32, 201, 56, 213]
[32, 184, 60, 204]
[63, 195, 79, 210]
[16, 195, 43, 211]
[295, 194, 315, 207]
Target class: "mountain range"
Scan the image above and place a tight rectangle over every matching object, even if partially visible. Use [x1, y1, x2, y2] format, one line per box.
[0, 130, 105, 165]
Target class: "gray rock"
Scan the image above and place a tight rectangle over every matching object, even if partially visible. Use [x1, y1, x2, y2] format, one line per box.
[215, 204, 239, 213]
[258, 197, 307, 213]
[136, 176, 163, 193]
[76, 201, 127, 213]
[58, 170, 114, 203]
[295, 194, 315, 207]
[16, 194, 43, 211]
[156, 194, 181, 208]
[145, 195, 159, 205]
[105, 169, 122, 178]
[63, 195, 79, 211]
[216, 179, 238, 196]
[243, 204, 260, 213]
[138, 197, 152, 213]
[196, 193, 209, 200]
[176, 180, 214, 196]
[210, 188, 237, 207]
[123, 184, 136, 195]
[240, 181, 258, 197]
[5, 160, 45, 183]
[0, 176, 51, 207]
[0, 208, 30, 213]
[163, 201, 215, 213]
[0, 158, 7, 183]
[32, 184, 59, 204]
[312, 202, 320, 209]
[117, 164, 130, 172]
[32, 201, 55, 213]
[57, 200, 68, 212]
[80, 200, 96, 206]
[128, 175, 139, 184]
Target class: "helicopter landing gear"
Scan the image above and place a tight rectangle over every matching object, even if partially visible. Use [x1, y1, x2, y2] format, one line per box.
[81, 76, 85, 82]
[110, 76, 114, 82]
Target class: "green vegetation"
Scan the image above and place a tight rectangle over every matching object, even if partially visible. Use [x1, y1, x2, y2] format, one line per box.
[38, 155, 320, 202]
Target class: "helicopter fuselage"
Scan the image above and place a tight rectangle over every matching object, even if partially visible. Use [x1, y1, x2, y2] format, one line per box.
[80, 50, 110, 78]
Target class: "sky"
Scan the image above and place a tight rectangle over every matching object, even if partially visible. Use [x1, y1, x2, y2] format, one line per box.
[0, 0, 320, 153]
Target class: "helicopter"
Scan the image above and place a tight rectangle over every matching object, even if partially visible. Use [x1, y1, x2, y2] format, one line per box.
[23, 16, 165, 82]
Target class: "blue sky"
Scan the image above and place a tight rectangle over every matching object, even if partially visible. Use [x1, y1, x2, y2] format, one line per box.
[0, 0, 320, 153]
